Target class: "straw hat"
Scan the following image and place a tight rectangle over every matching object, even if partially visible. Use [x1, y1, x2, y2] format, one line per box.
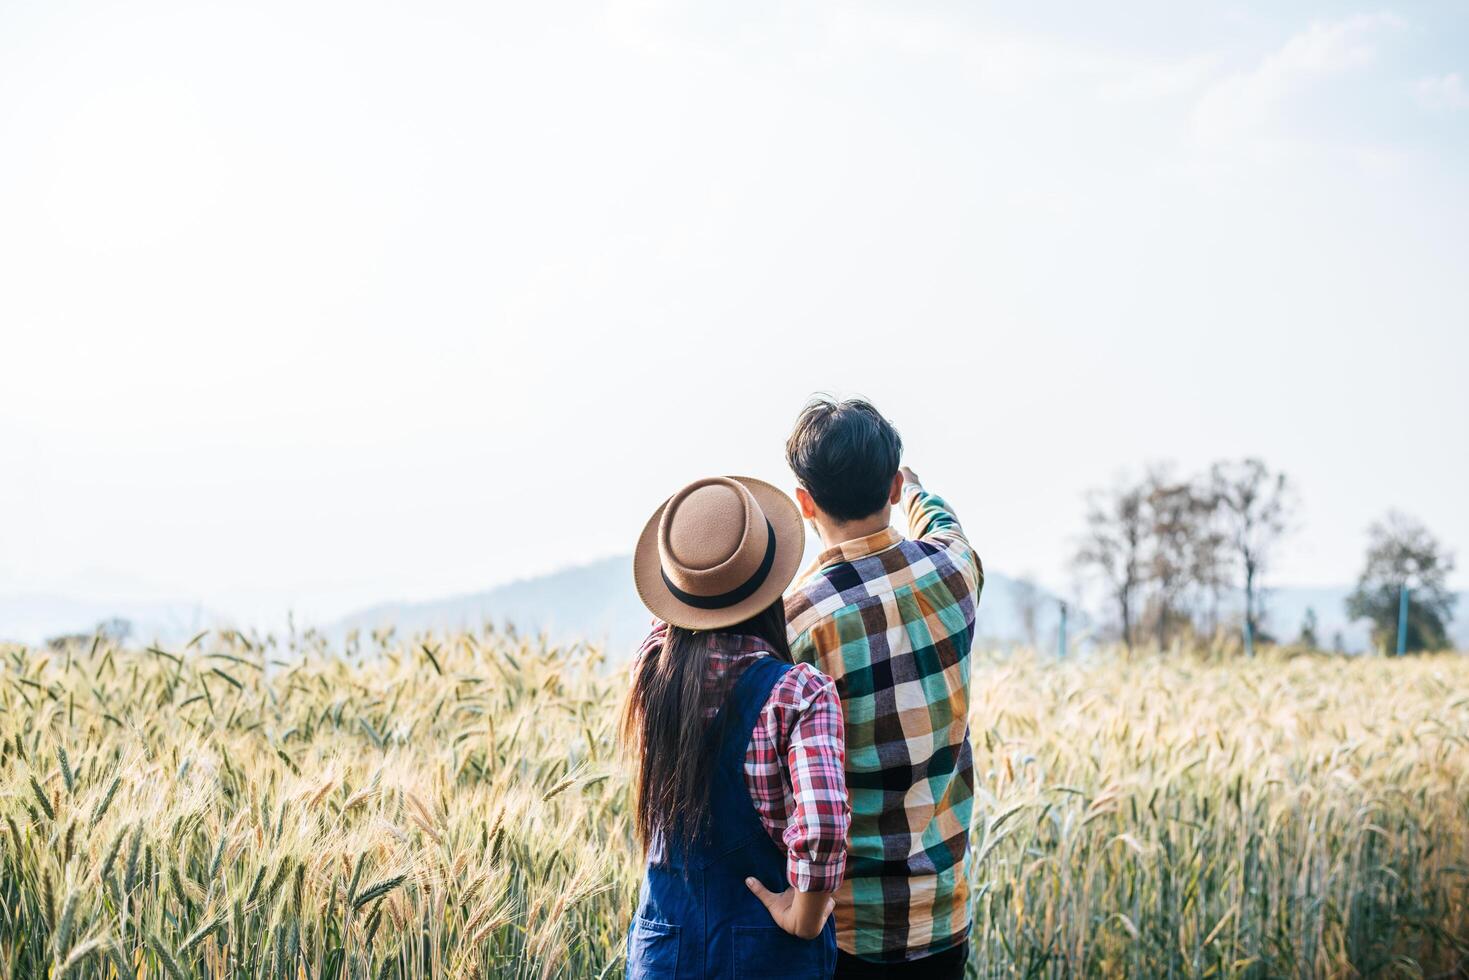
[633, 476, 805, 630]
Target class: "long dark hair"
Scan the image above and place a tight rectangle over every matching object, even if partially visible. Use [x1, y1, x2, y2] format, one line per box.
[623, 599, 792, 861]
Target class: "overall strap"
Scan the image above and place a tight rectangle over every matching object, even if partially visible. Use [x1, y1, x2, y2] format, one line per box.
[703, 654, 792, 860]
[714, 656, 791, 778]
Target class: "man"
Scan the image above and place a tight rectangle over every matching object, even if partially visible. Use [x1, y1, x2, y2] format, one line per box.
[783, 397, 982, 978]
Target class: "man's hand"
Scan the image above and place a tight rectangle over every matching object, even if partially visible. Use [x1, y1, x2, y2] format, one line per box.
[900, 466, 921, 488]
[744, 878, 835, 940]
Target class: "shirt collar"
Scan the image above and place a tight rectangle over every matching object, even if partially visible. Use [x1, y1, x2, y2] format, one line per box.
[812, 526, 903, 571]
[702, 632, 780, 658]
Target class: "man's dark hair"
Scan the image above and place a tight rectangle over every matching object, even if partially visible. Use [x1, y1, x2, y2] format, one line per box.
[786, 396, 902, 522]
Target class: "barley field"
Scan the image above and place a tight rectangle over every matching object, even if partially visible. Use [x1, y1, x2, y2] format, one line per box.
[2, 629, 1466, 979]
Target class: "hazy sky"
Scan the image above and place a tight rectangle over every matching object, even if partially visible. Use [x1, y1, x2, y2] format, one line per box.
[2, 0, 1466, 628]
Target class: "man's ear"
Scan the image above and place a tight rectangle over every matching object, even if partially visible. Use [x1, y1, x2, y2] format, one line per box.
[888, 472, 903, 505]
[795, 486, 818, 520]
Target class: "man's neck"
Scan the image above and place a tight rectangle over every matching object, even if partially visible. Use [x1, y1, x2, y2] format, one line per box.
[812, 507, 893, 550]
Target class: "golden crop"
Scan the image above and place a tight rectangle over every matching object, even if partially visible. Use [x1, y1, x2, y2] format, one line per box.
[2, 630, 1465, 978]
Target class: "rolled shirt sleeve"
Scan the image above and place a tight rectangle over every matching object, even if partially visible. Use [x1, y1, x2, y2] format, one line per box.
[769, 664, 849, 891]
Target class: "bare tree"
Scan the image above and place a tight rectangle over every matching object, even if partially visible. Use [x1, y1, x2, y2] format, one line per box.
[1074, 479, 1148, 649]
[1184, 480, 1231, 637]
[1210, 459, 1294, 653]
[1076, 458, 1302, 653]
[1144, 469, 1212, 649]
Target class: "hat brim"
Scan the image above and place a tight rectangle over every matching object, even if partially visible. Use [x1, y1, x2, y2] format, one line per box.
[633, 476, 806, 631]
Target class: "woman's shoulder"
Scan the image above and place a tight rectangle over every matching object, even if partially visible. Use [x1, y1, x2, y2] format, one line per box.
[764, 659, 838, 710]
[756, 660, 843, 749]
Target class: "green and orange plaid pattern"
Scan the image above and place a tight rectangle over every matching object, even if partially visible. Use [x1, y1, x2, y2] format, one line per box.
[785, 483, 983, 963]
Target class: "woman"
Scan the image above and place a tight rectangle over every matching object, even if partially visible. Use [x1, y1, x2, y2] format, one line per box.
[625, 476, 848, 979]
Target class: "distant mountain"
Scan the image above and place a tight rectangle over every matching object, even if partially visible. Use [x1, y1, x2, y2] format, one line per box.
[327, 557, 1469, 657]
[0, 594, 218, 648]
[8, 561, 1462, 656]
[328, 555, 1078, 657]
[329, 556, 654, 656]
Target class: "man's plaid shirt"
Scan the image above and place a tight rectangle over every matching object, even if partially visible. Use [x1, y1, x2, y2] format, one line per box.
[785, 481, 982, 962]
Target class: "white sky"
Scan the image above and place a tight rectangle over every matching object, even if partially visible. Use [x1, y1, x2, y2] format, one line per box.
[2, 0, 1466, 628]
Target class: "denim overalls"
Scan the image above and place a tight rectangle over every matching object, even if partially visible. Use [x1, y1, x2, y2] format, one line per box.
[626, 656, 837, 979]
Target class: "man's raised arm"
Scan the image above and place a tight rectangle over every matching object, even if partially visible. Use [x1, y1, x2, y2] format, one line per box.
[899, 466, 983, 592]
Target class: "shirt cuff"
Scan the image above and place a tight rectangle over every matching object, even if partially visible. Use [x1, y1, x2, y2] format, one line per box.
[789, 856, 846, 893]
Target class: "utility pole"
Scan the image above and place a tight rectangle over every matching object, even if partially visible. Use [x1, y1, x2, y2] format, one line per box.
[1243, 593, 1255, 658]
[1058, 601, 1067, 659]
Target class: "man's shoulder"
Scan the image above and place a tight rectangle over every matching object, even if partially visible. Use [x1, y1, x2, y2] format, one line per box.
[784, 567, 838, 640]
[784, 560, 866, 641]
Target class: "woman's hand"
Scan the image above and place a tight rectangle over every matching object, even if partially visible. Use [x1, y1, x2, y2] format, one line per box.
[744, 878, 835, 940]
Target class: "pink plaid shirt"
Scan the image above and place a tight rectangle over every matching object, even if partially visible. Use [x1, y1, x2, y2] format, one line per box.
[636, 624, 849, 892]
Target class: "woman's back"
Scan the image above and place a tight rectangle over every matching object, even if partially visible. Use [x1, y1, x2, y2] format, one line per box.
[628, 654, 835, 977]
